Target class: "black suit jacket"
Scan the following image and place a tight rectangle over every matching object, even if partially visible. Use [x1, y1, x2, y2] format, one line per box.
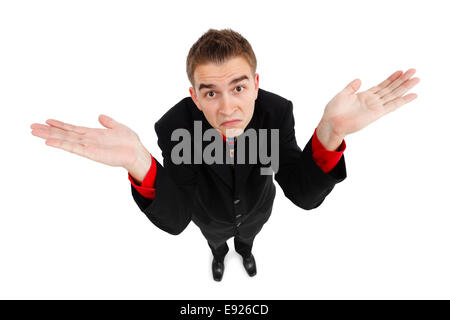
[130, 88, 347, 239]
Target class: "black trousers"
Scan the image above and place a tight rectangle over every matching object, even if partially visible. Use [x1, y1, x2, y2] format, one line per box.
[208, 233, 255, 262]
[208, 225, 259, 261]
[193, 203, 273, 263]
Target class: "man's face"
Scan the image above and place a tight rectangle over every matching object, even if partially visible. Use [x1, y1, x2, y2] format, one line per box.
[189, 56, 259, 138]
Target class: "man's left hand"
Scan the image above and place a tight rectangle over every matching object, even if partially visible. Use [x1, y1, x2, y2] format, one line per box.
[316, 68, 420, 151]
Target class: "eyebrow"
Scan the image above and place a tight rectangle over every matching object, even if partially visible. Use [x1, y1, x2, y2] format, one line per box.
[198, 75, 249, 91]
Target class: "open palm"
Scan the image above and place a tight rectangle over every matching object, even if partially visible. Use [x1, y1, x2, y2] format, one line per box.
[323, 68, 420, 137]
[30, 114, 141, 168]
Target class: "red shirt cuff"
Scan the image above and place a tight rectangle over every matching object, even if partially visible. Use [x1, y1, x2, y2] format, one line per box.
[312, 127, 346, 173]
[128, 153, 157, 199]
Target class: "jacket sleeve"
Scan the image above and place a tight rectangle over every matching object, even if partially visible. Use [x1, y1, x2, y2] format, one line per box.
[274, 100, 347, 210]
[129, 121, 198, 235]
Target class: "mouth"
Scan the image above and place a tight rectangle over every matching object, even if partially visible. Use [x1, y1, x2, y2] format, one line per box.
[221, 119, 242, 127]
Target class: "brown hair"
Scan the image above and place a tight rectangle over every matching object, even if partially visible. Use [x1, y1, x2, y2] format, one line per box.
[186, 28, 257, 88]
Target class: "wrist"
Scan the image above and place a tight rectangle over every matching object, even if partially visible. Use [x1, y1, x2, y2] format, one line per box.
[316, 119, 345, 151]
[126, 144, 152, 184]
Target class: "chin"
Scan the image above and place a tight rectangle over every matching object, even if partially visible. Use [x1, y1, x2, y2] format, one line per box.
[221, 127, 244, 138]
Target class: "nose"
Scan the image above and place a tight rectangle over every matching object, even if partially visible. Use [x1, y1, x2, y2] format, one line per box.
[219, 94, 236, 116]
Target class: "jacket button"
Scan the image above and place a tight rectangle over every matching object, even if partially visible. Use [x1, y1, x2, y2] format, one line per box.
[236, 214, 242, 218]
[234, 199, 240, 205]
[237, 222, 242, 227]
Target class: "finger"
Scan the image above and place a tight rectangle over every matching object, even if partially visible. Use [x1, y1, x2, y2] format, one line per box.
[31, 124, 58, 139]
[375, 68, 416, 97]
[380, 77, 420, 103]
[45, 119, 88, 135]
[341, 78, 362, 95]
[383, 93, 418, 114]
[31, 123, 50, 130]
[98, 114, 119, 129]
[31, 124, 92, 145]
[368, 70, 403, 93]
[45, 138, 90, 158]
[31, 124, 51, 140]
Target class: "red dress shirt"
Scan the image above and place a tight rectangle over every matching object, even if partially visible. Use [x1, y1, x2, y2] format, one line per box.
[128, 127, 346, 199]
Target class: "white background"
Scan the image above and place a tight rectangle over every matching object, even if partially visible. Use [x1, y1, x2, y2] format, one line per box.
[1, 0, 449, 299]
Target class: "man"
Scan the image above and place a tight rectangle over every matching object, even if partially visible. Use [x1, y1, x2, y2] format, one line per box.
[30, 28, 419, 281]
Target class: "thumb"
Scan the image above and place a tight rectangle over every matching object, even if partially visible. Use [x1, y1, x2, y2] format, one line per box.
[342, 78, 362, 95]
[98, 114, 118, 129]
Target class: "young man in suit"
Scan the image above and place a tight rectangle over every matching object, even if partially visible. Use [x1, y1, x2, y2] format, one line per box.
[31, 28, 420, 281]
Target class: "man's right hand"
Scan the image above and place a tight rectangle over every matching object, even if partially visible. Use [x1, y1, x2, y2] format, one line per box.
[30, 114, 152, 184]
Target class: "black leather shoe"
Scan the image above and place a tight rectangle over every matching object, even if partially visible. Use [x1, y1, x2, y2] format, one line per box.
[212, 258, 225, 281]
[243, 254, 257, 277]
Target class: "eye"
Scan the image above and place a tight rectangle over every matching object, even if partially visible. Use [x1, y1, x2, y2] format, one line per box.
[234, 85, 245, 93]
[206, 91, 216, 98]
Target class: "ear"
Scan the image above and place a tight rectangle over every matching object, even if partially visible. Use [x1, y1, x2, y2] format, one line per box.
[189, 86, 203, 111]
[253, 73, 260, 99]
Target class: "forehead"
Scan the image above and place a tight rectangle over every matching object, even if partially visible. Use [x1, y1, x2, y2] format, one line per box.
[194, 56, 252, 88]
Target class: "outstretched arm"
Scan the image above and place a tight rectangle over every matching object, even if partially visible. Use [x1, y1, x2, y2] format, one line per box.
[30, 114, 196, 235]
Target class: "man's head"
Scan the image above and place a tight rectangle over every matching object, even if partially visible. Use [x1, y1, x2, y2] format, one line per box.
[186, 29, 259, 138]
